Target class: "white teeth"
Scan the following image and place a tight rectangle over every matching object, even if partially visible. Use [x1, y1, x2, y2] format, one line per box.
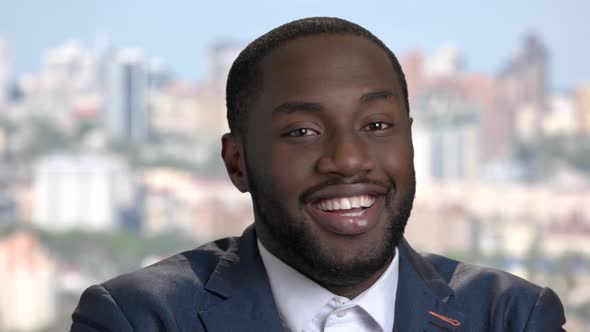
[341, 210, 365, 217]
[316, 195, 376, 211]
[362, 196, 375, 207]
[333, 200, 340, 210]
[341, 199, 351, 210]
[350, 196, 360, 208]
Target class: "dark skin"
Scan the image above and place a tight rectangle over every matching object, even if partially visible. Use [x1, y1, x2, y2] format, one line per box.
[222, 34, 415, 299]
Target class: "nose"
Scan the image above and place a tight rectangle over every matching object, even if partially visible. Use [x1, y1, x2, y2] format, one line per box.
[316, 132, 375, 178]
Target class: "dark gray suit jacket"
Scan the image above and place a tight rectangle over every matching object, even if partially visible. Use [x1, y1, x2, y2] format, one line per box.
[70, 226, 566, 331]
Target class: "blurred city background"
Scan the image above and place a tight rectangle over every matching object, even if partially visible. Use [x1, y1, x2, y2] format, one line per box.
[0, 1, 589, 331]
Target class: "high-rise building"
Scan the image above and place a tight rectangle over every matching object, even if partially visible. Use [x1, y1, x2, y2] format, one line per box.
[103, 48, 149, 142]
[0, 38, 8, 109]
[0, 232, 57, 331]
[430, 113, 481, 180]
[32, 154, 132, 231]
[460, 75, 514, 162]
[500, 34, 549, 111]
[413, 89, 483, 180]
[497, 34, 549, 145]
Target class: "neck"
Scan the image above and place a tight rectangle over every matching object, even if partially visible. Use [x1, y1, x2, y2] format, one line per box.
[255, 222, 395, 299]
[318, 259, 391, 299]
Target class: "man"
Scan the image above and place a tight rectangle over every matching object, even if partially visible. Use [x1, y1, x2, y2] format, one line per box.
[71, 17, 566, 331]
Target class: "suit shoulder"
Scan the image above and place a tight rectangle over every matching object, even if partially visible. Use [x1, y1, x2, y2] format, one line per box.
[449, 260, 542, 295]
[419, 252, 542, 295]
[451, 262, 565, 328]
[72, 236, 240, 331]
[422, 254, 565, 328]
[101, 236, 239, 308]
[446, 260, 554, 316]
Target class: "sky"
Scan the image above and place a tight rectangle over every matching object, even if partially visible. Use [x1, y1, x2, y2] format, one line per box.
[0, 0, 588, 90]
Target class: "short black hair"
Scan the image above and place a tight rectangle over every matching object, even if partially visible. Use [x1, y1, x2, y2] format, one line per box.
[226, 16, 409, 136]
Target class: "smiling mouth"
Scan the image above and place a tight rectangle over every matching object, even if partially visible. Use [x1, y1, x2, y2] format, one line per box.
[312, 195, 376, 216]
[306, 194, 383, 235]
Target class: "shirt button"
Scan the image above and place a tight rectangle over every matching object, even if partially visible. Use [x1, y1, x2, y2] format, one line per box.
[336, 311, 346, 318]
[334, 297, 347, 305]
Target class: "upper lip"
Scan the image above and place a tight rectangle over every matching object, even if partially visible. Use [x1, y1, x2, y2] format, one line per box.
[303, 183, 389, 204]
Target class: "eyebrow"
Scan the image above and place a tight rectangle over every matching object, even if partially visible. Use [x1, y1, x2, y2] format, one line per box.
[272, 90, 398, 115]
[359, 90, 397, 103]
[272, 101, 323, 115]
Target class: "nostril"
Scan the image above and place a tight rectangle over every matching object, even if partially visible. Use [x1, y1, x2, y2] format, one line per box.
[316, 152, 374, 177]
[314, 133, 376, 177]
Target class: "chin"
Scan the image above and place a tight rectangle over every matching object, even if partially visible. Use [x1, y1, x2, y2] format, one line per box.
[302, 232, 396, 287]
[274, 210, 399, 285]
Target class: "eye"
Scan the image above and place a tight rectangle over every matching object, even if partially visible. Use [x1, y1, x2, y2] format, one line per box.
[362, 121, 392, 131]
[283, 128, 320, 137]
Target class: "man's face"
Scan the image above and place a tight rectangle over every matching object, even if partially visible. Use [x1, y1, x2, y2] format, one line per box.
[230, 34, 415, 289]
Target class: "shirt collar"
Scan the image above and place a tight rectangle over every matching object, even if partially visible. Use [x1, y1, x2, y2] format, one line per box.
[350, 248, 399, 331]
[258, 240, 399, 332]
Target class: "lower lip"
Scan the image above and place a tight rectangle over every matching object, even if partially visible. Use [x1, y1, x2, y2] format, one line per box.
[305, 197, 384, 235]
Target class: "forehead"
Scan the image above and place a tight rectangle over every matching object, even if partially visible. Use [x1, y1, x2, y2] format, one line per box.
[256, 34, 401, 106]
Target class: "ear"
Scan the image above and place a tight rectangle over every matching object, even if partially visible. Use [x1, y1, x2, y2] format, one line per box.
[221, 133, 250, 193]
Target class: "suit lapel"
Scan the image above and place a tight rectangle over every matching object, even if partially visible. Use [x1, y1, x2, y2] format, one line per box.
[198, 230, 467, 331]
[198, 226, 283, 332]
[394, 238, 466, 332]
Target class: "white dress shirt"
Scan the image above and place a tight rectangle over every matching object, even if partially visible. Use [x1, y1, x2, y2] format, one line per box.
[258, 240, 399, 332]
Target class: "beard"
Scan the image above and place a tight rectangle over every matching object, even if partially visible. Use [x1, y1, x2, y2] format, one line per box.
[248, 165, 416, 288]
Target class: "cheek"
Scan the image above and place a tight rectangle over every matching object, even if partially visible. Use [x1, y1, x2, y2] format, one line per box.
[373, 141, 414, 178]
[260, 144, 318, 196]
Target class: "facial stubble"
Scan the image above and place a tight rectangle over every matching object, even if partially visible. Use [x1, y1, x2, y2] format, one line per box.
[248, 159, 416, 289]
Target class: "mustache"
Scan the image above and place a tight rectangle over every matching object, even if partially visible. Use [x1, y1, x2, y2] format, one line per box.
[300, 175, 393, 202]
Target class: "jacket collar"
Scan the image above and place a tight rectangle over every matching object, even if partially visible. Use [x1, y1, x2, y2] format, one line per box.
[394, 238, 465, 331]
[198, 226, 283, 332]
[198, 226, 466, 332]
